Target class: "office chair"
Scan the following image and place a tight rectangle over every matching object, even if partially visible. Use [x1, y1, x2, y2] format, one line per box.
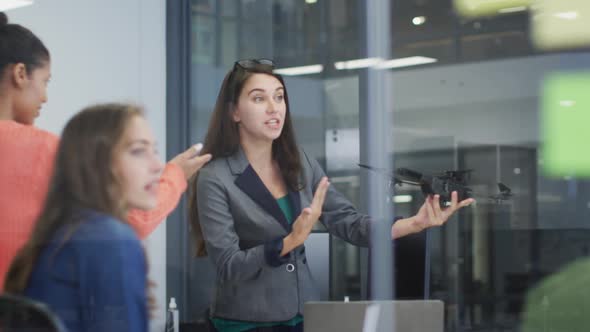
[0, 293, 67, 332]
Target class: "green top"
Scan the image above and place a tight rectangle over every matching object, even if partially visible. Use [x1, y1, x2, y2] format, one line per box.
[276, 195, 294, 224]
[211, 195, 303, 332]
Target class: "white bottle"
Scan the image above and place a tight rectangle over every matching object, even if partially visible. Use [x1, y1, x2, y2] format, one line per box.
[166, 297, 179, 332]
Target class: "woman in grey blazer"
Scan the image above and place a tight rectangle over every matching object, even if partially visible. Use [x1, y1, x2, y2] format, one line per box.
[188, 59, 474, 332]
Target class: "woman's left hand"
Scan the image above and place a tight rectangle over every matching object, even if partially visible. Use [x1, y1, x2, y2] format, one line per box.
[411, 191, 474, 232]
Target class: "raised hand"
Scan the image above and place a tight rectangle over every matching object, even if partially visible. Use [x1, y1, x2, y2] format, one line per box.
[282, 177, 330, 255]
[169, 143, 212, 180]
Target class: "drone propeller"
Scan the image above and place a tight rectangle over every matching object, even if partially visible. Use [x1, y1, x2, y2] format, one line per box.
[474, 183, 513, 203]
[498, 182, 512, 195]
[396, 167, 423, 180]
[358, 164, 403, 185]
[358, 164, 422, 186]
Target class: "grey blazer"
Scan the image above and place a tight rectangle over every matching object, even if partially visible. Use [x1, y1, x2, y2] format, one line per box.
[196, 147, 370, 322]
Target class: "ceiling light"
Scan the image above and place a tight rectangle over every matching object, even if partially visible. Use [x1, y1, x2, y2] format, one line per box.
[393, 195, 413, 203]
[559, 100, 576, 107]
[334, 56, 437, 70]
[412, 16, 426, 25]
[274, 64, 323, 76]
[0, 0, 33, 11]
[498, 6, 527, 14]
[334, 58, 382, 70]
[554, 11, 578, 20]
[305, 0, 318, 4]
[377, 56, 438, 69]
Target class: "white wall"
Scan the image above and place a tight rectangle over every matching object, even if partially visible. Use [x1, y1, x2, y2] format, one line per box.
[8, 1, 168, 330]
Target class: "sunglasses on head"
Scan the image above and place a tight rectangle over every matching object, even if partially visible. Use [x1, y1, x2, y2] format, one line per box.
[234, 58, 275, 71]
[225, 59, 277, 102]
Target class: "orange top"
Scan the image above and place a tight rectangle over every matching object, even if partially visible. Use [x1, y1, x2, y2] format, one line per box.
[0, 120, 187, 290]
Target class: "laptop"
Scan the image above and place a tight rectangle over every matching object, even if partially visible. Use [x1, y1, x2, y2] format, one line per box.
[304, 300, 444, 332]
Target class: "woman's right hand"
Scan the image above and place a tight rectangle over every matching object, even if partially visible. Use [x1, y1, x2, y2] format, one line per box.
[169, 143, 212, 180]
[281, 177, 330, 255]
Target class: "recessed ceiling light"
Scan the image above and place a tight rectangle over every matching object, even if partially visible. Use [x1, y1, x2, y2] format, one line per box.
[412, 16, 427, 25]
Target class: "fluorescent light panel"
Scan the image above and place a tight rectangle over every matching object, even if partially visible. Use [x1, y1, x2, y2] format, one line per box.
[335, 56, 437, 70]
[378, 56, 438, 69]
[274, 64, 323, 76]
[554, 11, 578, 20]
[498, 6, 528, 13]
[334, 58, 381, 70]
[454, 0, 531, 18]
[393, 195, 413, 203]
[0, 0, 33, 11]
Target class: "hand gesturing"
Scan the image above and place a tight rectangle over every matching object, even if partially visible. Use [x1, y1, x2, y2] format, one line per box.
[412, 191, 474, 232]
[290, 177, 330, 244]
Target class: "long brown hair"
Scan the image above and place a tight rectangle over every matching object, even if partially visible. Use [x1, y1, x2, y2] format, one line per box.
[188, 62, 303, 256]
[4, 103, 144, 293]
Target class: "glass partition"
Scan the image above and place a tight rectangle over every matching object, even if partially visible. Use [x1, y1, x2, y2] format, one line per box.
[167, 0, 590, 330]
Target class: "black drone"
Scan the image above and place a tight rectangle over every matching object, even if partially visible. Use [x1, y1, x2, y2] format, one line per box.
[358, 164, 512, 206]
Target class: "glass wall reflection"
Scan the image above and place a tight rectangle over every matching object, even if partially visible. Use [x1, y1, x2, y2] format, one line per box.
[181, 0, 590, 330]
